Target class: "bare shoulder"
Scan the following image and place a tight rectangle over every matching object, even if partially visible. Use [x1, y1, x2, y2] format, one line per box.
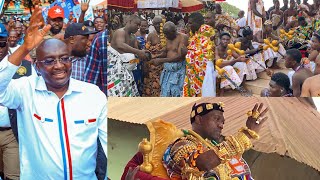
[179, 33, 188, 38]
[178, 33, 188, 40]
[114, 28, 125, 36]
[308, 74, 320, 82]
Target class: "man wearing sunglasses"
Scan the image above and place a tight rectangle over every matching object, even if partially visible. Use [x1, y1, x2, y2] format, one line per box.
[0, 6, 107, 179]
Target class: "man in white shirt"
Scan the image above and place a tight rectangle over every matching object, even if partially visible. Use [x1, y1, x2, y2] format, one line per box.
[0, 6, 107, 179]
[0, 23, 20, 180]
[8, 30, 19, 53]
[236, 10, 247, 37]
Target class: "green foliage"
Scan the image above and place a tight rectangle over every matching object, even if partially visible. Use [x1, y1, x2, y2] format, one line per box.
[220, 2, 241, 18]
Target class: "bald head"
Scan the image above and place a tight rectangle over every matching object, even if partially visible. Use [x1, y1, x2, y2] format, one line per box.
[238, 10, 245, 18]
[205, 11, 215, 27]
[163, 21, 176, 32]
[127, 15, 140, 22]
[153, 16, 163, 33]
[163, 21, 177, 40]
[153, 16, 163, 24]
[36, 39, 69, 60]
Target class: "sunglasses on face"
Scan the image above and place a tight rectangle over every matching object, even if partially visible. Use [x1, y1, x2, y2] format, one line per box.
[36, 56, 75, 66]
[0, 41, 7, 48]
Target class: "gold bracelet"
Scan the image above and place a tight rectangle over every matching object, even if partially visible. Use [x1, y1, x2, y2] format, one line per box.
[234, 132, 253, 150]
[239, 127, 260, 140]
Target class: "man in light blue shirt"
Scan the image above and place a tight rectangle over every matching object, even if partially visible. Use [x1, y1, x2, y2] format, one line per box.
[0, 6, 107, 179]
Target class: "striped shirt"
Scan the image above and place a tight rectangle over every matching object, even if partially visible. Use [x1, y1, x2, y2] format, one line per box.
[84, 30, 108, 95]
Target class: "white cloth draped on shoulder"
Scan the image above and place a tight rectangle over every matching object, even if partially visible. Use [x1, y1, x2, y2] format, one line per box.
[107, 46, 139, 97]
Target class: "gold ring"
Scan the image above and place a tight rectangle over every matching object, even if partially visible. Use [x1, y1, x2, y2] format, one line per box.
[256, 120, 260, 124]
[253, 111, 260, 119]
[247, 110, 253, 117]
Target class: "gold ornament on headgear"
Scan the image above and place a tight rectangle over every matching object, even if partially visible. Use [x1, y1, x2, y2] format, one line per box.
[190, 103, 225, 120]
[264, 20, 272, 26]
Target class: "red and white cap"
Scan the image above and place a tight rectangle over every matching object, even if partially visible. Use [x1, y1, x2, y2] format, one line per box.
[48, 5, 64, 19]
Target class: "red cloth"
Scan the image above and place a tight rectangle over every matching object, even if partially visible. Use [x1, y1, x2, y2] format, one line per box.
[108, 0, 135, 9]
[121, 152, 169, 180]
[300, 50, 307, 58]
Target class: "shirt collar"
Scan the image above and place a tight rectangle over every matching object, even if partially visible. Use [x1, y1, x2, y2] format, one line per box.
[35, 76, 86, 93]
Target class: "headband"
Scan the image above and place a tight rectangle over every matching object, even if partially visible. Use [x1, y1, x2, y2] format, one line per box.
[190, 102, 225, 123]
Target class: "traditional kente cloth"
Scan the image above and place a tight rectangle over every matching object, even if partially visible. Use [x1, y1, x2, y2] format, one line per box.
[294, 25, 313, 41]
[160, 103, 254, 180]
[247, 0, 265, 39]
[160, 60, 186, 97]
[143, 102, 259, 180]
[312, 9, 320, 31]
[183, 25, 216, 97]
[162, 133, 254, 180]
[143, 42, 164, 97]
[107, 46, 139, 97]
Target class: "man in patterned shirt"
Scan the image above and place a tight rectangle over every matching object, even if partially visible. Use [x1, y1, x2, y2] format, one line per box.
[84, 30, 108, 95]
[64, 23, 97, 81]
[84, 29, 108, 179]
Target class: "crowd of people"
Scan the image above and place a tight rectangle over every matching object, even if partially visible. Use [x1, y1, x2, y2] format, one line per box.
[107, 0, 320, 97]
[0, 1, 107, 179]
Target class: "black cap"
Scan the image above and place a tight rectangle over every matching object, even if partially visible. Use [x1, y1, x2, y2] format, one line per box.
[64, 23, 97, 39]
[190, 102, 225, 124]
